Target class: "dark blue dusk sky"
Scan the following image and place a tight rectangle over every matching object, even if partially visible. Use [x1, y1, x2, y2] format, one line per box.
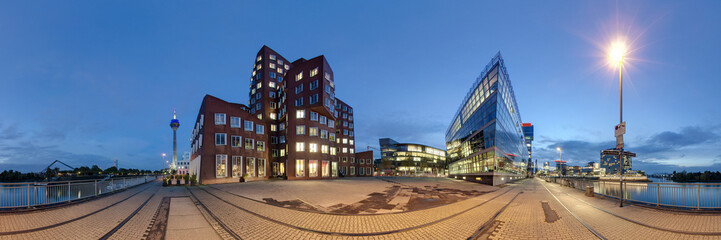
[1, 1, 720, 174]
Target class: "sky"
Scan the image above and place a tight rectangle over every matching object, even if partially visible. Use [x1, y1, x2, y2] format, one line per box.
[1, 1, 720, 174]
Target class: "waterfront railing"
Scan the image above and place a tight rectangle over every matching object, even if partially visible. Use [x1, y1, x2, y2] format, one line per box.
[544, 177, 721, 210]
[0, 175, 156, 209]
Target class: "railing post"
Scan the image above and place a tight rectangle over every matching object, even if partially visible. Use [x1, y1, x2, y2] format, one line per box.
[95, 180, 98, 197]
[111, 179, 114, 192]
[67, 182, 71, 202]
[656, 183, 660, 207]
[27, 183, 31, 208]
[123, 178, 126, 189]
[697, 184, 701, 210]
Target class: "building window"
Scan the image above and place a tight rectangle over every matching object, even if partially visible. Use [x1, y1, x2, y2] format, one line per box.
[271, 136, 278, 144]
[271, 124, 277, 132]
[246, 157, 256, 177]
[360, 159, 364, 164]
[328, 120, 335, 128]
[279, 135, 286, 143]
[310, 94, 318, 104]
[309, 160, 318, 177]
[309, 143, 318, 153]
[295, 84, 303, 94]
[244, 120, 254, 131]
[343, 130, 348, 135]
[296, 125, 305, 135]
[321, 145, 329, 154]
[310, 80, 318, 90]
[245, 138, 254, 149]
[342, 138, 348, 144]
[309, 127, 318, 136]
[256, 55, 262, 62]
[350, 157, 355, 163]
[232, 156, 242, 178]
[270, 54, 276, 60]
[256, 125, 264, 134]
[215, 133, 226, 145]
[285, 64, 290, 70]
[322, 161, 330, 177]
[330, 147, 337, 156]
[230, 117, 240, 128]
[231, 135, 241, 147]
[320, 130, 328, 139]
[296, 110, 305, 119]
[296, 142, 305, 152]
[278, 59, 283, 65]
[277, 68, 283, 74]
[258, 158, 266, 177]
[350, 166, 355, 175]
[319, 116, 326, 124]
[342, 157, 347, 162]
[216, 155, 227, 178]
[270, 113, 277, 120]
[296, 72, 303, 81]
[295, 98, 303, 106]
[350, 149, 355, 154]
[310, 112, 318, 121]
[215, 113, 226, 125]
[257, 141, 265, 151]
[269, 62, 276, 69]
[324, 72, 331, 81]
[359, 167, 364, 175]
[332, 162, 338, 177]
[329, 133, 336, 142]
[350, 131, 354, 137]
[349, 140, 354, 145]
[310, 67, 318, 77]
[257, 114, 262, 120]
[342, 147, 348, 153]
[296, 159, 305, 177]
[269, 81, 276, 88]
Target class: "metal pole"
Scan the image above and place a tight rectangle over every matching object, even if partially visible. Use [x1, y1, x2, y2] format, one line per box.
[656, 183, 660, 207]
[619, 61, 624, 208]
[95, 180, 98, 197]
[27, 183, 31, 208]
[67, 182, 71, 202]
[697, 184, 701, 210]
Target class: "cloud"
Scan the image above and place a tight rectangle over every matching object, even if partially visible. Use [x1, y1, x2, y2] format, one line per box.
[0, 124, 24, 141]
[533, 125, 721, 174]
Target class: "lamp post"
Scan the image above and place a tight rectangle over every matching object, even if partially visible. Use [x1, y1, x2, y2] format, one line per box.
[610, 41, 626, 207]
[556, 147, 562, 176]
[162, 153, 167, 174]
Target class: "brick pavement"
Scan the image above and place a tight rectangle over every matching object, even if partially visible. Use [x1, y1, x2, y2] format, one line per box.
[108, 186, 188, 240]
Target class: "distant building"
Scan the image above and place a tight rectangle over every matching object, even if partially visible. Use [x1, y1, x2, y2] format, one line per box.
[600, 148, 633, 175]
[522, 123, 534, 175]
[445, 53, 528, 185]
[379, 138, 447, 176]
[177, 152, 190, 175]
[543, 161, 550, 174]
[555, 160, 567, 176]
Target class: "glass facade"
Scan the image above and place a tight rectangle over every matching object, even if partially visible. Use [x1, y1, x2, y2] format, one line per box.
[379, 138, 447, 176]
[445, 53, 528, 183]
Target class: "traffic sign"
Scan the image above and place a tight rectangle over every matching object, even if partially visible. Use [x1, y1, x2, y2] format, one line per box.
[615, 122, 626, 137]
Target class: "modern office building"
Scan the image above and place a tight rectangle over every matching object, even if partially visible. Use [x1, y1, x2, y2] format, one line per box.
[555, 160, 567, 176]
[379, 138, 447, 176]
[600, 148, 634, 175]
[445, 52, 528, 185]
[522, 123, 534, 176]
[189, 46, 371, 184]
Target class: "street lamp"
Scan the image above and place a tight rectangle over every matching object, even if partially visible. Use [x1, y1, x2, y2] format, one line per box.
[610, 40, 627, 207]
[556, 147, 563, 176]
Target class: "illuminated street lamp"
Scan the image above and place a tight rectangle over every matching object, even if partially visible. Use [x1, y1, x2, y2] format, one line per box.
[610, 40, 627, 207]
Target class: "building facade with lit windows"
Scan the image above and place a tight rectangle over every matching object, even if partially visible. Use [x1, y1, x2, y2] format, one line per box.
[379, 138, 447, 176]
[189, 46, 371, 184]
[522, 123, 534, 176]
[445, 52, 528, 186]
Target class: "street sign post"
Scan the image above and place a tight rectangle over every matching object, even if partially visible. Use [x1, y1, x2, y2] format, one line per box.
[615, 122, 626, 137]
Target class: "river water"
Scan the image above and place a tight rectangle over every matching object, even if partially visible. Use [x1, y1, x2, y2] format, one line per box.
[591, 177, 721, 208]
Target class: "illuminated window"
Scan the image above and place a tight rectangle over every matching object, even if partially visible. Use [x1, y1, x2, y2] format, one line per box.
[244, 138, 254, 149]
[342, 138, 348, 144]
[296, 125, 305, 135]
[270, 124, 277, 131]
[232, 156, 242, 178]
[257, 141, 265, 151]
[269, 62, 276, 69]
[296, 72, 303, 81]
[231, 136, 241, 147]
[270, 54, 276, 60]
[309, 143, 318, 153]
[322, 161, 330, 177]
[349, 140, 354, 145]
[309, 127, 318, 136]
[311, 67, 318, 77]
[332, 162, 338, 177]
[246, 157, 255, 177]
[342, 147, 348, 153]
[296, 142, 305, 152]
[324, 72, 330, 81]
[321, 145, 329, 154]
[296, 159, 305, 177]
[330, 147, 337, 155]
[269, 82, 276, 88]
[270, 113, 277, 120]
[256, 55, 262, 61]
[350, 149, 354, 154]
[258, 158, 266, 177]
[216, 155, 227, 178]
[309, 160, 318, 177]
[296, 110, 305, 119]
[329, 133, 336, 141]
[285, 64, 290, 70]
[320, 130, 328, 139]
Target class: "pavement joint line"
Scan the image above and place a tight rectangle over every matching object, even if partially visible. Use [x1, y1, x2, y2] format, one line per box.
[99, 188, 159, 240]
[544, 180, 721, 236]
[0, 181, 158, 236]
[466, 180, 528, 240]
[195, 183, 520, 236]
[188, 187, 241, 240]
[541, 179, 606, 240]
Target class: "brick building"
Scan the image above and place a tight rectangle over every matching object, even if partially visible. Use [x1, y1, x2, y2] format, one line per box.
[189, 46, 372, 184]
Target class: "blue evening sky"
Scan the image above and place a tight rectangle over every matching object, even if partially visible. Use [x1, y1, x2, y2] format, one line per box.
[1, 1, 720, 174]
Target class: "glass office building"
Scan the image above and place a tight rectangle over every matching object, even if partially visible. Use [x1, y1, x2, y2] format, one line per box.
[522, 123, 534, 176]
[445, 52, 527, 185]
[379, 138, 447, 176]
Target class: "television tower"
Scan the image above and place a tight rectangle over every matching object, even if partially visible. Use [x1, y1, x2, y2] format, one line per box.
[170, 109, 180, 171]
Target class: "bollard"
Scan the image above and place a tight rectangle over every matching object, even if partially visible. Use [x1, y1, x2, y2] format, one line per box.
[586, 186, 594, 197]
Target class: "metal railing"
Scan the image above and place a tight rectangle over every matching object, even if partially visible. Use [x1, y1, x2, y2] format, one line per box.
[0, 175, 156, 209]
[544, 177, 721, 210]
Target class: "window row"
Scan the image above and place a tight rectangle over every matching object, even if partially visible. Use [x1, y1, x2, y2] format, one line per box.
[214, 114, 265, 134]
[294, 159, 338, 177]
[215, 155, 266, 178]
[214, 133, 266, 151]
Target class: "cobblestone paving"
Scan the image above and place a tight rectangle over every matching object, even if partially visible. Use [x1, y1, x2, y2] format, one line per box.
[490, 180, 597, 240]
[0, 181, 155, 233]
[0, 181, 161, 240]
[108, 187, 188, 240]
[541, 179, 721, 240]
